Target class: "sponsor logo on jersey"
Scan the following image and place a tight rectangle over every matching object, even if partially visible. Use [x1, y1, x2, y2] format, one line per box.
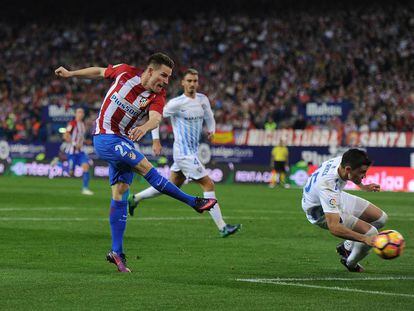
[111, 93, 140, 117]
[184, 116, 203, 121]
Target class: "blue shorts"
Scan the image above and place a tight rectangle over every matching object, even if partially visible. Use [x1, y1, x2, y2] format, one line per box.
[67, 152, 89, 171]
[93, 134, 145, 185]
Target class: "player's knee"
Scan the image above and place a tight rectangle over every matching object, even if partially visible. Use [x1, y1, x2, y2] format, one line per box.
[206, 178, 215, 191]
[134, 158, 153, 175]
[113, 182, 129, 198]
[119, 183, 129, 194]
[372, 211, 388, 229]
[198, 176, 214, 191]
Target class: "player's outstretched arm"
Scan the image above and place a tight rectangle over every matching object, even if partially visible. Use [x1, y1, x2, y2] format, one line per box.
[358, 183, 380, 192]
[55, 66, 106, 79]
[325, 213, 375, 246]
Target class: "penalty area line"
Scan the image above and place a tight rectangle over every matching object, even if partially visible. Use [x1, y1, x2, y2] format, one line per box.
[236, 278, 414, 298]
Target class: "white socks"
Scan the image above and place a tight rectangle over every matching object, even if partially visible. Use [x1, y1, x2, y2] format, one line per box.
[347, 226, 378, 268]
[204, 191, 226, 230]
[135, 186, 161, 202]
[343, 211, 387, 257]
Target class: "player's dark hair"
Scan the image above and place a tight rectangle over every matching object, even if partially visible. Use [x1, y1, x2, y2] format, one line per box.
[183, 68, 198, 77]
[147, 53, 174, 69]
[340, 149, 372, 169]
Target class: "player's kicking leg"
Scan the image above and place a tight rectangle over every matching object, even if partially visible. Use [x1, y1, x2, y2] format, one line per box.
[128, 169, 216, 216]
[133, 158, 216, 213]
[129, 169, 241, 237]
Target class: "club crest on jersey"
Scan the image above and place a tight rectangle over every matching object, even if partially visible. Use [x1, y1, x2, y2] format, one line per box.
[128, 152, 136, 160]
[138, 97, 149, 108]
[329, 198, 338, 208]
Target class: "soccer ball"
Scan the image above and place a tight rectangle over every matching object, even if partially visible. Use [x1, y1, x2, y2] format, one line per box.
[373, 230, 405, 260]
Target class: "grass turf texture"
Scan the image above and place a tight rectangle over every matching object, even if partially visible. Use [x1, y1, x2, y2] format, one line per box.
[0, 176, 413, 310]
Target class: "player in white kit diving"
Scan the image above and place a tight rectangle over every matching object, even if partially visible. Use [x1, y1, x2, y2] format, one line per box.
[302, 149, 388, 272]
[129, 68, 241, 237]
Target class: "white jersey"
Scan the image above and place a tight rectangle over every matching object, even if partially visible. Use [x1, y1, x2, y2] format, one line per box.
[162, 93, 215, 158]
[302, 156, 348, 224]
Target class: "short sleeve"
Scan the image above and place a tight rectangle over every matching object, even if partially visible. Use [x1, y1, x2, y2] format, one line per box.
[149, 92, 166, 115]
[163, 98, 181, 117]
[104, 64, 135, 80]
[66, 120, 75, 134]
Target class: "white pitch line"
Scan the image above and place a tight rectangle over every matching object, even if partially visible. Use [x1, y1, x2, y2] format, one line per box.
[231, 210, 301, 215]
[0, 216, 267, 222]
[238, 276, 414, 282]
[2, 207, 414, 218]
[237, 279, 414, 298]
[0, 207, 75, 211]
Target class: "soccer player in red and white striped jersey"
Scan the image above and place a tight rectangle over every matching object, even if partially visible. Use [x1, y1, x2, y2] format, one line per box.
[63, 107, 93, 195]
[65, 109, 86, 155]
[94, 63, 166, 137]
[55, 53, 217, 273]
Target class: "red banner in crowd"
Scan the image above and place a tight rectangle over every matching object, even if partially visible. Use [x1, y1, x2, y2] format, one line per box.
[234, 129, 340, 146]
[346, 131, 414, 148]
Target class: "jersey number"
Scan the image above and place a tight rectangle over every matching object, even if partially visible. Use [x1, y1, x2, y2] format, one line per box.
[304, 172, 319, 193]
[115, 142, 133, 157]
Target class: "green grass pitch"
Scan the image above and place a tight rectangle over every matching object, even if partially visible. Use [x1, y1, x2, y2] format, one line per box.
[0, 176, 413, 310]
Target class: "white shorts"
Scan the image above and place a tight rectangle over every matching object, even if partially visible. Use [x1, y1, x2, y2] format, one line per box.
[170, 155, 208, 180]
[308, 192, 370, 230]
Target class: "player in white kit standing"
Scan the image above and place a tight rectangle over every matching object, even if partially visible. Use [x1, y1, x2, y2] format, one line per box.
[129, 68, 241, 237]
[302, 149, 388, 272]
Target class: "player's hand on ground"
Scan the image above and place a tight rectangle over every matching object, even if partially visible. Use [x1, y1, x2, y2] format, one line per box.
[362, 183, 380, 192]
[55, 66, 73, 78]
[152, 139, 162, 156]
[129, 127, 147, 141]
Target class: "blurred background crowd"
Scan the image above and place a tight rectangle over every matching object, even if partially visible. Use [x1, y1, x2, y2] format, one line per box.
[1, 1, 413, 143]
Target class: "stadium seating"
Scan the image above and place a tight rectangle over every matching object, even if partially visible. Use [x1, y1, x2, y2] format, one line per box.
[0, 6, 413, 143]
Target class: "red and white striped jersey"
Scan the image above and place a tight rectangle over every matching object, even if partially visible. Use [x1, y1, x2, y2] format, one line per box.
[65, 119, 86, 154]
[94, 64, 165, 136]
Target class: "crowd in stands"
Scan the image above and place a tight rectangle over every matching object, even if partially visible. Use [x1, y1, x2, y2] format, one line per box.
[1, 4, 413, 144]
